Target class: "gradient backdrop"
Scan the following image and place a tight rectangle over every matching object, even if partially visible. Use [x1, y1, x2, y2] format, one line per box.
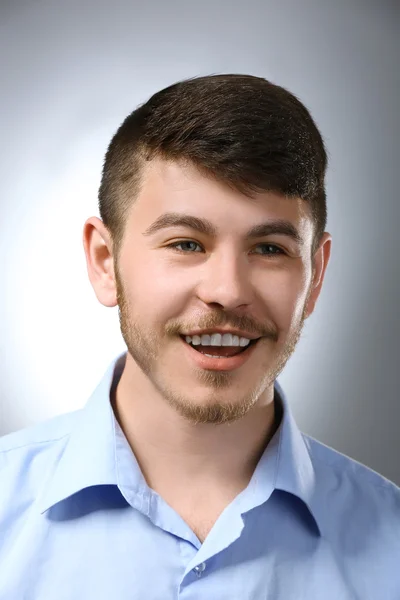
[0, 0, 399, 484]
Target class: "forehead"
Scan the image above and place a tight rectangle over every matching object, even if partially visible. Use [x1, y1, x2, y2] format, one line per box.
[130, 158, 312, 235]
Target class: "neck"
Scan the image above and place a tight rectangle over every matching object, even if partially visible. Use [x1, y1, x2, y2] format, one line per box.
[112, 353, 278, 495]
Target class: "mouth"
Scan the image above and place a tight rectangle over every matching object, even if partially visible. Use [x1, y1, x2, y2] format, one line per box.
[179, 335, 261, 371]
[180, 335, 259, 356]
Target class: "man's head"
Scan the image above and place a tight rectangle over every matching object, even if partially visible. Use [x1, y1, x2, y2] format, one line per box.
[84, 74, 331, 425]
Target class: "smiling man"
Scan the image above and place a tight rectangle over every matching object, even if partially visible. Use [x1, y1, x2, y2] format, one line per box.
[1, 75, 399, 599]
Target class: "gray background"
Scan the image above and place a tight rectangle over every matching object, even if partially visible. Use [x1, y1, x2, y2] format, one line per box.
[0, 0, 399, 484]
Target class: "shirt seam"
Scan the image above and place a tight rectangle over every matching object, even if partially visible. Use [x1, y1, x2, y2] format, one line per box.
[0, 433, 71, 455]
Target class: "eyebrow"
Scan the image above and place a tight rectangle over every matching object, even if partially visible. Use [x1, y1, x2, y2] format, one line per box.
[142, 212, 304, 245]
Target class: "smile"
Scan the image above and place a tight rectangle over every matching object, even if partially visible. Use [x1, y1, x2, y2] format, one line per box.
[180, 335, 261, 371]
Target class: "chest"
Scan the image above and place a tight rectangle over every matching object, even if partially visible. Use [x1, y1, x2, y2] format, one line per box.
[178, 510, 222, 543]
[3, 498, 393, 599]
[165, 497, 232, 543]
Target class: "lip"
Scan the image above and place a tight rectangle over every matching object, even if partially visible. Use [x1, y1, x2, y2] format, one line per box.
[180, 336, 260, 372]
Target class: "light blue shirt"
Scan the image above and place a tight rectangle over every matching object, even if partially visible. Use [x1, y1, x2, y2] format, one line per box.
[1, 352, 399, 599]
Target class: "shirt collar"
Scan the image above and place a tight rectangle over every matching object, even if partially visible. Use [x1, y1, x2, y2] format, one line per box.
[272, 379, 324, 536]
[39, 352, 324, 536]
[39, 353, 127, 514]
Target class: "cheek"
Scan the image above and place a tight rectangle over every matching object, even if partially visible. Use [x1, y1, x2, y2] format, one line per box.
[143, 262, 194, 302]
[261, 270, 308, 329]
[123, 258, 193, 320]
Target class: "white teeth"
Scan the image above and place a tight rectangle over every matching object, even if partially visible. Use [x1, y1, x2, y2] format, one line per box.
[221, 333, 233, 346]
[184, 333, 251, 347]
[211, 333, 222, 346]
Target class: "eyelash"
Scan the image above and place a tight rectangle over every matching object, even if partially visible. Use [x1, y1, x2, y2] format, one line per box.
[166, 241, 286, 256]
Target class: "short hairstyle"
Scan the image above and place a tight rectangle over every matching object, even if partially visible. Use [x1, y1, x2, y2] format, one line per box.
[98, 74, 328, 259]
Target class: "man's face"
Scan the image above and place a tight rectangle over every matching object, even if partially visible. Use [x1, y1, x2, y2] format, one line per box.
[113, 158, 322, 425]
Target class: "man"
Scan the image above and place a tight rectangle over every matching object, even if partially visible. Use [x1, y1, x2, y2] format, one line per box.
[0, 74, 399, 599]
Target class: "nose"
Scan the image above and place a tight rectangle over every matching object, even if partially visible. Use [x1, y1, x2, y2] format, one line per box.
[196, 250, 253, 310]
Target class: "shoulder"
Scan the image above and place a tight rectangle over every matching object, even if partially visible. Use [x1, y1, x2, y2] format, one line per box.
[0, 409, 80, 457]
[0, 411, 81, 558]
[303, 433, 400, 528]
[0, 411, 81, 508]
[304, 433, 399, 491]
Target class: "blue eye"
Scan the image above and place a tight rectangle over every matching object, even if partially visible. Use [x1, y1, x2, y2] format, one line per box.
[168, 241, 203, 252]
[253, 244, 285, 255]
[166, 241, 285, 256]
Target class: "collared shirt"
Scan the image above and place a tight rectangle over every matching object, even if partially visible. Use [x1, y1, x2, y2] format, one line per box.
[0, 352, 399, 599]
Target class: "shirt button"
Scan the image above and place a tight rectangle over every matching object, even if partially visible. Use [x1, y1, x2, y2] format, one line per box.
[193, 562, 206, 577]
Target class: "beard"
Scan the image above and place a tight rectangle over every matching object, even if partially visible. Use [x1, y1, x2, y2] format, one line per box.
[114, 262, 313, 426]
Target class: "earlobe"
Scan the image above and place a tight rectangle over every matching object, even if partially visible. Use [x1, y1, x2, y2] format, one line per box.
[82, 217, 118, 308]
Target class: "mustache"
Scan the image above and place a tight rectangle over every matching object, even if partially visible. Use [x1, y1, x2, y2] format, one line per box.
[166, 312, 278, 341]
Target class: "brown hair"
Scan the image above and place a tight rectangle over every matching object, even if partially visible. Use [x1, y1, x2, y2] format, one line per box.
[98, 74, 328, 258]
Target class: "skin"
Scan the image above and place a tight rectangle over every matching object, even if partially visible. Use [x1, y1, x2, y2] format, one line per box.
[83, 157, 332, 511]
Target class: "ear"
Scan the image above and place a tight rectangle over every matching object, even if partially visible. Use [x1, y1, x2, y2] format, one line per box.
[304, 232, 332, 319]
[82, 217, 118, 307]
